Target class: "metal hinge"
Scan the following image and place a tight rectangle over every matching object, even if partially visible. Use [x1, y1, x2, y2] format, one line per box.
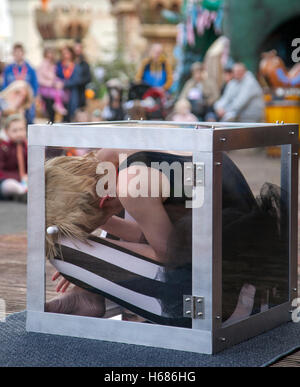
[183, 295, 205, 319]
[184, 163, 205, 187]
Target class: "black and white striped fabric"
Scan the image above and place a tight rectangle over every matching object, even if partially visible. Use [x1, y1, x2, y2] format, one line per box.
[51, 235, 192, 327]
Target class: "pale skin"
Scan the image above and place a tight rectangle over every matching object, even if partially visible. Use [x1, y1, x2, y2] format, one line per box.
[3, 86, 29, 114]
[5, 119, 27, 145]
[149, 43, 164, 62]
[13, 47, 25, 66]
[61, 47, 74, 66]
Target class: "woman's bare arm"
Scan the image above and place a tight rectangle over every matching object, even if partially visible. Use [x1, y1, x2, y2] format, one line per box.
[101, 216, 143, 242]
[114, 165, 174, 263]
[118, 196, 174, 263]
[95, 157, 174, 263]
[100, 198, 173, 262]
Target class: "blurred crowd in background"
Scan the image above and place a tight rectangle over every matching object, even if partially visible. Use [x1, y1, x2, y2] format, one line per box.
[0, 38, 265, 202]
[0, 39, 265, 126]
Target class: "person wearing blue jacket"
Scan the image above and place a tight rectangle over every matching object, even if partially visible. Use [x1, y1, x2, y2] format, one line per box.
[135, 44, 173, 91]
[56, 46, 81, 122]
[2, 43, 38, 124]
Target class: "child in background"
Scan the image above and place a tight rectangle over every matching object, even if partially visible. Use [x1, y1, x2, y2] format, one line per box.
[37, 47, 67, 120]
[74, 107, 91, 123]
[0, 80, 33, 122]
[0, 114, 28, 202]
[171, 99, 198, 122]
[67, 108, 92, 156]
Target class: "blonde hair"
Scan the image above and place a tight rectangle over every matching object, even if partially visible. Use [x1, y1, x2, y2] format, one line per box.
[191, 62, 204, 73]
[4, 113, 26, 130]
[45, 152, 107, 258]
[0, 80, 34, 111]
[174, 99, 191, 114]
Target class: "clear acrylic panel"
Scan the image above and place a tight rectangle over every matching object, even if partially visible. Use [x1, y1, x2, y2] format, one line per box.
[222, 147, 289, 326]
[44, 146, 194, 328]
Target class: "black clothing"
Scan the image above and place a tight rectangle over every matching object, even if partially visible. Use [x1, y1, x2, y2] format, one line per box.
[77, 56, 92, 108]
[120, 151, 289, 320]
[42, 97, 55, 123]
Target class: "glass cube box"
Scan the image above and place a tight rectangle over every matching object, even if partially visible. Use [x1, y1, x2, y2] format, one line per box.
[26, 121, 298, 354]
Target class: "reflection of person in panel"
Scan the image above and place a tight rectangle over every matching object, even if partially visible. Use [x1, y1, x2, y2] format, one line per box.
[45, 149, 288, 325]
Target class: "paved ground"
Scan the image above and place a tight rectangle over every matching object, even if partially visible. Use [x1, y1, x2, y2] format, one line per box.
[0, 201, 27, 235]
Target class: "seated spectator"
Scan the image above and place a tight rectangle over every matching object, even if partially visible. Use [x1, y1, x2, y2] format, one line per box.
[214, 63, 265, 122]
[56, 46, 81, 122]
[102, 79, 125, 121]
[127, 101, 147, 121]
[171, 99, 198, 122]
[135, 43, 173, 91]
[179, 62, 219, 120]
[2, 43, 38, 124]
[0, 114, 27, 202]
[37, 47, 67, 122]
[90, 109, 103, 122]
[0, 80, 33, 125]
[74, 107, 91, 123]
[220, 66, 234, 96]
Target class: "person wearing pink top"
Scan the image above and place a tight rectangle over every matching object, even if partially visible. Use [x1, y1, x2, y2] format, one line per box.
[37, 47, 67, 121]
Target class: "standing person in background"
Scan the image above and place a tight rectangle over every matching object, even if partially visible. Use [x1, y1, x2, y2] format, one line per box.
[2, 43, 38, 124]
[135, 43, 173, 91]
[56, 46, 81, 122]
[37, 47, 67, 122]
[74, 40, 92, 109]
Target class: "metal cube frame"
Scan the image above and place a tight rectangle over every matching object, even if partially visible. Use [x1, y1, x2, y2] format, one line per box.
[26, 121, 299, 354]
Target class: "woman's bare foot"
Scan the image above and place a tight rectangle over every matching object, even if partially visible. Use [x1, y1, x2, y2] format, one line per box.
[260, 291, 269, 312]
[45, 286, 106, 317]
[223, 284, 256, 327]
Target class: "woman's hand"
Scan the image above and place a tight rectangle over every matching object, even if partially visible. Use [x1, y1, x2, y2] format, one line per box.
[52, 271, 71, 293]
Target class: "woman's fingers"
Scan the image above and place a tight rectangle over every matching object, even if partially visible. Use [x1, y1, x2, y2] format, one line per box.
[52, 271, 71, 293]
[52, 271, 61, 281]
[61, 281, 71, 293]
[56, 278, 69, 293]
